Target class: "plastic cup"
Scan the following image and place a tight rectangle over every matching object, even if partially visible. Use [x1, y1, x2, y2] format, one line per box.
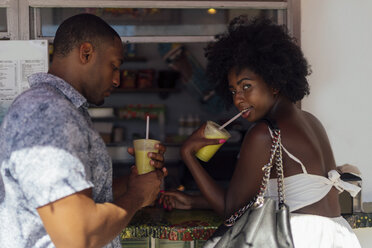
[133, 139, 160, 175]
[195, 121, 231, 162]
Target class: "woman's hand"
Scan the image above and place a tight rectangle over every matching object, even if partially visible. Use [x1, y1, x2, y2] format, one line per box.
[181, 123, 225, 158]
[159, 190, 195, 211]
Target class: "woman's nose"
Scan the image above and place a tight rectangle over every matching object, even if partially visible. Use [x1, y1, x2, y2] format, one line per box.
[233, 91, 244, 103]
[235, 90, 244, 98]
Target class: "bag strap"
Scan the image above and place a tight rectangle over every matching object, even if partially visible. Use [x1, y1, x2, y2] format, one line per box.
[224, 124, 285, 226]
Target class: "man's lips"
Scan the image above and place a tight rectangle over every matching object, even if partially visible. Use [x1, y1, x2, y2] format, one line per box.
[104, 88, 114, 97]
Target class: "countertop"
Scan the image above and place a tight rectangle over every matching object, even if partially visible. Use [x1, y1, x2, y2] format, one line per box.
[121, 207, 372, 241]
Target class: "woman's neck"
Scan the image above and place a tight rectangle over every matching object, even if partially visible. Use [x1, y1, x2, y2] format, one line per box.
[264, 96, 295, 120]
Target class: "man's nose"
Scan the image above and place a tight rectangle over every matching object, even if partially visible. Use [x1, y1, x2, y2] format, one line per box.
[113, 71, 120, 87]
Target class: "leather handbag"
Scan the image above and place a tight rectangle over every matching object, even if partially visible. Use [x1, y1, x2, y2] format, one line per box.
[203, 125, 294, 248]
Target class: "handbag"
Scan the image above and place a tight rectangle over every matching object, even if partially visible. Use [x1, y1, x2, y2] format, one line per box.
[203, 123, 294, 248]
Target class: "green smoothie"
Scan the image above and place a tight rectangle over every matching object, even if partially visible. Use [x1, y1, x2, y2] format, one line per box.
[195, 121, 231, 162]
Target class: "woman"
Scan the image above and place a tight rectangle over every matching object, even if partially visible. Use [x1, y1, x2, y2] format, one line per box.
[160, 17, 361, 247]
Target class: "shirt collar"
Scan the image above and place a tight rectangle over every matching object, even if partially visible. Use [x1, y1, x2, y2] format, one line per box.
[28, 72, 88, 109]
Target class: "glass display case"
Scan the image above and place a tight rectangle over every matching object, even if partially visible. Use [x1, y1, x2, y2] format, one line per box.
[36, 7, 282, 41]
[21, 1, 292, 43]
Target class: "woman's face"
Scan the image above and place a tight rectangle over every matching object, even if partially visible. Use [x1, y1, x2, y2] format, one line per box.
[228, 67, 277, 122]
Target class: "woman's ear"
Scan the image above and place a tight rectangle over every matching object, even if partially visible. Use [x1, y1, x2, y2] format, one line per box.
[272, 88, 280, 95]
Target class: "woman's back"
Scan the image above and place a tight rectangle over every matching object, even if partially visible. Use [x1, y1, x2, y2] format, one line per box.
[274, 104, 341, 217]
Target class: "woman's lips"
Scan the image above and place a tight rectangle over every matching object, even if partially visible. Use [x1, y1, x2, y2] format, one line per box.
[242, 108, 252, 118]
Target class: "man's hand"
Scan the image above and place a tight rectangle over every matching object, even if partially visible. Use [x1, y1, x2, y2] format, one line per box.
[127, 142, 167, 173]
[124, 166, 165, 208]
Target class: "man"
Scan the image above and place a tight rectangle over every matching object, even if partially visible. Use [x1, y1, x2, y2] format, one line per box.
[0, 14, 166, 247]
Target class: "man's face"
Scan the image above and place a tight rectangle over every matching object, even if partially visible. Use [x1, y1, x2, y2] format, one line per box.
[85, 37, 124, 106]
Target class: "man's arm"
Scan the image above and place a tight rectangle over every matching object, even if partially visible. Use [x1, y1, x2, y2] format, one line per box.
[112, 174, 129, 201]
[37, 168, 163, 248]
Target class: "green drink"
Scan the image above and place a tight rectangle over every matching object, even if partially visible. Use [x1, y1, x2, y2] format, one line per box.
[133, 139, 160, 175]
[195, 121, 231, 162]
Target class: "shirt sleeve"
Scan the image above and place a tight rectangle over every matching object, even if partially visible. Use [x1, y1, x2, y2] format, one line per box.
[10, 146, 94, 209]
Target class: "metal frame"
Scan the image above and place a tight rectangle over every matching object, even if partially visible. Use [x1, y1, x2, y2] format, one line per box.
[24, 0, 287, 9]
[19, 0, 293, 42]
[0, 0, 18, 40]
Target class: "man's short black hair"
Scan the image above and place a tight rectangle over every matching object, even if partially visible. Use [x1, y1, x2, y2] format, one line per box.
[53, 13, 120, 57]
[205, 16, 311, 107]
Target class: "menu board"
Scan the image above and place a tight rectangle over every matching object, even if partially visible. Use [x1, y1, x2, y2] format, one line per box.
[0, 40, 48, 123]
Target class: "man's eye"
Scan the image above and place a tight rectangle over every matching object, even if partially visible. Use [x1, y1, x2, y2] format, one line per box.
[230, 90, 236, 95]
[243, 84, 251, 90]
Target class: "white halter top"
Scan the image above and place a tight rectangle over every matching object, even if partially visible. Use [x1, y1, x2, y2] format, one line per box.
[265, 128, 361, 212]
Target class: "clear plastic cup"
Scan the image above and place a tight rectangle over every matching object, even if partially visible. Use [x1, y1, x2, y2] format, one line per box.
[133, 139, 160, 175]
[195, 121, 231, 162]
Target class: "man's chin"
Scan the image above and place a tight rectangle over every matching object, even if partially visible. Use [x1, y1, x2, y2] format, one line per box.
[89, 99, 105, 106]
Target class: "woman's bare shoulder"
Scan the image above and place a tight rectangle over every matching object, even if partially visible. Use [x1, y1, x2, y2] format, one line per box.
[302, 110, 329, 135]
[241, 121, 273, 152]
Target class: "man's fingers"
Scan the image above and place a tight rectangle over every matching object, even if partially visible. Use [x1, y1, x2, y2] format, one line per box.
[130, 165, 139, 176]
[155, 143, 166, 155]
[155, 168, 166, 180]
[162, 167, 168, 177]
[148, 152, 164, 163]
[127, 147, 135, 156]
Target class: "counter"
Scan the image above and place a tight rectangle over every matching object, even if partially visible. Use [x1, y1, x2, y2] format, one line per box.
[120, 208, 372, 247]
[344, 212, 372, 228]
[120, 207, 221, 241]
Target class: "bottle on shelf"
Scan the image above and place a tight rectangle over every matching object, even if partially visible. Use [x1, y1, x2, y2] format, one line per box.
[178, 115, 186, 136]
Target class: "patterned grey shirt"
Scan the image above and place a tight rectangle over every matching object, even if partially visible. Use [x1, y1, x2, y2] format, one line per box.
[0, 73, 121, 248]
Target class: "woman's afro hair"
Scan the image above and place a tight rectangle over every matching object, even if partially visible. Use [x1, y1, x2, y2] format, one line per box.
[205, 16, 311, 107]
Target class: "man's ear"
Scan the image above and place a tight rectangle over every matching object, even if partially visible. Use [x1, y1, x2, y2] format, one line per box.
[79, 42, 94, 64]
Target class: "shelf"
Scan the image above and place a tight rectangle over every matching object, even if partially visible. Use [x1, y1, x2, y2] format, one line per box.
[123, 56, 147, 63]
[113, 88, 180, 93]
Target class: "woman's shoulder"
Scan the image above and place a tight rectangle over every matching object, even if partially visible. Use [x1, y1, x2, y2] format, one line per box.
[242, 121, 273, 148]
[301, 110, 329, 135]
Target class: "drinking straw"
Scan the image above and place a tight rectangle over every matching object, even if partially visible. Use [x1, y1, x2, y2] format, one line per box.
[219, 109, 247, 130]
[146, 115, 149, 139]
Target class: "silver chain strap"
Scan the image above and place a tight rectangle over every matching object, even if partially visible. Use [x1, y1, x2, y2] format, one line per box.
[224, 128, 284, 227]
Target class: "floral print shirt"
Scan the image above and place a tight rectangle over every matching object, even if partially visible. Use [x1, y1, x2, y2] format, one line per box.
[0, 73, 121, 247]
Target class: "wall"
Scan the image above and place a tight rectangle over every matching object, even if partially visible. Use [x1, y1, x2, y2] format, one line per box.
[301, 0, 372, 202]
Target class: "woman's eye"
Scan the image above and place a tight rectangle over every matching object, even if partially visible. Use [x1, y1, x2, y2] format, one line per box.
[243, 84, 251, 90]
[230, 90, 236, 96]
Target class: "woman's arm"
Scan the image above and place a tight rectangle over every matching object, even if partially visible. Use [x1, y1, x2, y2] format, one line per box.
[159, 191, 210, 210]
[224, 122, 273, 216]
[181, 122, 273, 218]
[180, 123, 227, 216]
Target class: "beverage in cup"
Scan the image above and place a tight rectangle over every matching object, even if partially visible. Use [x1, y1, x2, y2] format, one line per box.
[133, 139, 160, 175]
[195, 121, 231, 162]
